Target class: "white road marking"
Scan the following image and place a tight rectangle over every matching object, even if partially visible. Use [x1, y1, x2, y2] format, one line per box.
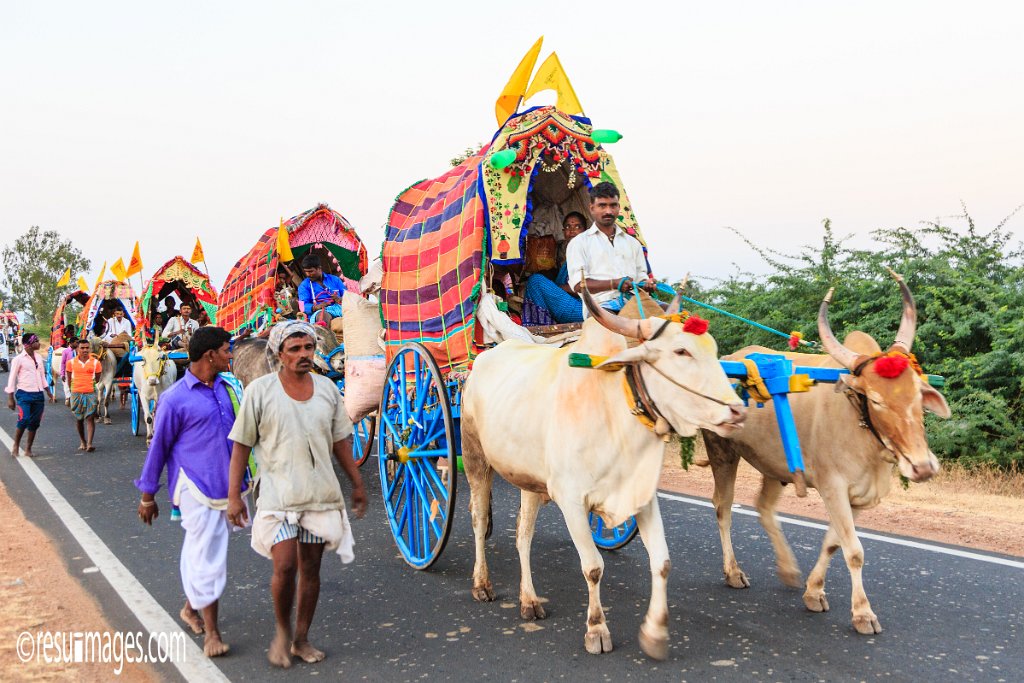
[658, 491, 1024, 570]
[0, 427, 230, 682]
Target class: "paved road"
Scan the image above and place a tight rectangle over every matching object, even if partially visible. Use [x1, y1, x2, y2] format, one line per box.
[1, 398, 1021, 682]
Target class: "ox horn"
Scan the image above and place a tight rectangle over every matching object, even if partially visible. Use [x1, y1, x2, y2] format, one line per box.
[887, 268, 917, 353]
[580, 273, 643, 339]
[664, 272, 689, 316]
[817, 287, 861, 370]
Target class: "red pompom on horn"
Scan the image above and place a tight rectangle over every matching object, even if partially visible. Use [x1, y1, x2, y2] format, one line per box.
[683, 315, 709, 335]
[873, 354, 909, 378]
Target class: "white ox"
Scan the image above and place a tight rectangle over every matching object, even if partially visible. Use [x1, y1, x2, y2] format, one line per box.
[699, 274, 950, 635]
[461, 289, 747, 659]
[132, 344, 178, 444]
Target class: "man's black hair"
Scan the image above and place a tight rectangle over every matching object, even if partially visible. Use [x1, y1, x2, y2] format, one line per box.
[563, 211, 588, 226]
[589, 181, 620, 202]
[188, 326, 232, 363]
[301, 253, 321, 269]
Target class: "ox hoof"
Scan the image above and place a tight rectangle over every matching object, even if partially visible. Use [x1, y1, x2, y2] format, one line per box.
[778, 567, 803, 588]
[725, 570, 750, 589]
[472, 583, 495, 602]
[520, 601, 546, 620]
[803, 591, 829, 613]
[853, 612, 882, 635]
[584, 627, 613, 655]
[638, 624, 668, 661]
[103, 418, 112, 425]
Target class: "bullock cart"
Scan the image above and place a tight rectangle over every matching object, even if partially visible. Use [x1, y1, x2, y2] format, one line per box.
[376, 105, 658, 568]
[217, 203, 376, 463]
[78, 280, 139, 424]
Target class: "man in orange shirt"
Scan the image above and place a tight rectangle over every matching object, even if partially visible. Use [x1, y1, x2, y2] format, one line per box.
[69, 338, 103, 452]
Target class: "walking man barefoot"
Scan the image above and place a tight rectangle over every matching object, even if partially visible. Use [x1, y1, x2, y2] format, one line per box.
[226, 320, 367, 669]
[68, 338, 102, 452]
[6, 334, 51, 457]
[135, 326, 244, 657]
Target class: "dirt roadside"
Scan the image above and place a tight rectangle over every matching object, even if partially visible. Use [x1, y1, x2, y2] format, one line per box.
[659, 451, 1024, 558]
[0, 478, 157, 682]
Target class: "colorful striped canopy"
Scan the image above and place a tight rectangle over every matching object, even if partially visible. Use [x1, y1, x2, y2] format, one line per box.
[137, 256, 219, 342]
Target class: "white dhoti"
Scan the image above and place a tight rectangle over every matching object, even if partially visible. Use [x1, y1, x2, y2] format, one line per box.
[178, 487, 230, 610]
[251, 509, 355, 564]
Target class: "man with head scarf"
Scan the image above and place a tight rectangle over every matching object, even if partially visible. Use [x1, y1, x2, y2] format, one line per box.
[5, 333, 51, 457]
[226, 320, 367, 669]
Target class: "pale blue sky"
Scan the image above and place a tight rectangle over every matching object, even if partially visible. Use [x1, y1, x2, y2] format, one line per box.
[2, 1, 1022, 292]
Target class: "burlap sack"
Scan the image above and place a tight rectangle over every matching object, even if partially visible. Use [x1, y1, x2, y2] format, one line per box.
[342, 294, 386, 423]
[110, 332, 131, 358]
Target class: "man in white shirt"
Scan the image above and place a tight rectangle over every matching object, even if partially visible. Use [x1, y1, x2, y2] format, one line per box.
[101, 307, 133, 344]
[566, 181, 654, 312]
[163, 303, 200, 348]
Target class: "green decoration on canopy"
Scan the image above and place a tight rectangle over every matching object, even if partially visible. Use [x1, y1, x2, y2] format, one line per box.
[488, 149, 518, 170]
[591, 129, 623, 144]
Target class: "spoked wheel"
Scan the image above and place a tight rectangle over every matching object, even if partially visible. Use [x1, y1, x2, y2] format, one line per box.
[378, 343, 457, 570]
[352, 414, 376, 467]
[590, 513, 639, 551]
[130, 387, 141, 436]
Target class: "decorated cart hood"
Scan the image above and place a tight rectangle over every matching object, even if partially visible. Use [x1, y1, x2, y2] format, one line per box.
[49, 289, 90, 348]
[382, 105, 644, 373]
[218, 203, 369, 334]
[138, 256, 218, 341]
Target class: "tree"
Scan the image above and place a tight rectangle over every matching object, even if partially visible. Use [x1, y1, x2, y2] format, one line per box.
[1, 226, 91, 327]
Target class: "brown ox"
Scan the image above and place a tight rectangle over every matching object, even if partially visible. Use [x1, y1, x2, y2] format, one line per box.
[700, 273, 950, 634]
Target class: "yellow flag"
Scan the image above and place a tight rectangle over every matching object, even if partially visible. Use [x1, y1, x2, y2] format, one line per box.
[76, 276, 89, 292]
[126, 242, 143, 278]
[524, 52, 583, 116]
[111, 258, 127, 281]
[56, 268, 71, 287]
[94, 261, 107, 289]
[277, 218, 294, 262]
[495, 36, 544, 126]
[191, 237, 205, 264]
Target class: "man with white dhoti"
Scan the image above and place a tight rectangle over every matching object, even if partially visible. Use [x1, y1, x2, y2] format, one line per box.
[135, 326, 242, 657]
[226, 320, 368, 669]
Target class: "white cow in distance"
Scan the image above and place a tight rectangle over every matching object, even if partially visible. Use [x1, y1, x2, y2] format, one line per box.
[461, 288, 747, 660]
[132, 343, 178, 444]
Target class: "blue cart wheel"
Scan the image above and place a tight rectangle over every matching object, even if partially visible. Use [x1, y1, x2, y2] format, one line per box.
[352, 415, 376, 468]
[590, 513, 639, 551]
[45, 348, 55, 395]
[378, 343, 457, 570]
[130, 387, 141, 436]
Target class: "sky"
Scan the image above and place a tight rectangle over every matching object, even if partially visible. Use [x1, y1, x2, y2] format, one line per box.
[2, 1, 1022, 295]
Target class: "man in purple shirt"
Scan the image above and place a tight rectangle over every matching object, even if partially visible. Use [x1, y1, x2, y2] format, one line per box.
[135, 326, 243, 658]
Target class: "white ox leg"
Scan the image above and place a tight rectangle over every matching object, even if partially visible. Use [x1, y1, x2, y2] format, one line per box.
[635, 496, 671, 661]
[517, 491, 546, 620]
[558, 502, 612, 655]
[805, 485, 880, 634]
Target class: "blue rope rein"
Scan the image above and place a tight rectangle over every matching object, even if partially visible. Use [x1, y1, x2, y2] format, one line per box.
[652, 282, 817, 349]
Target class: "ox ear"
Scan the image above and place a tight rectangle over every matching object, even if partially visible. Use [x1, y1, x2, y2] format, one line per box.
[920, 383, 951, 419]
[595, 344, 657, 369]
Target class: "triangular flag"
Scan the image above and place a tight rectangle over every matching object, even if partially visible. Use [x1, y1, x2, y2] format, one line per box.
[56, 268, 71, 287]
[277, 218, 294, 262]
[191, 237, 205, 264]
[94, 262, 107, 289]
[524, 52, 583, 116]
[110, 258, 127, 281]
[495, 36, 544, 126]
[126, 241, 143, 278]
[76, 276, 89, 292]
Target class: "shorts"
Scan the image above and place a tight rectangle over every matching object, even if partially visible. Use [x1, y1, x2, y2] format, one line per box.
[310, 304, 343, 323]
[70, 391, 97, 420]
[272, 519, 325, 546]
[15, 390, 45, 431]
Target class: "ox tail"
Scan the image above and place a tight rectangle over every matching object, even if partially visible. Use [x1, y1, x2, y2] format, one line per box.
[485, 499, 493, 540]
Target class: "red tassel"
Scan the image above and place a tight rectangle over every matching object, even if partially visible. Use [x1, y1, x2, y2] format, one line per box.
[788, 335, 800, 350]
[874, 354, 909, 378]
[683, 315, 709, 335]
